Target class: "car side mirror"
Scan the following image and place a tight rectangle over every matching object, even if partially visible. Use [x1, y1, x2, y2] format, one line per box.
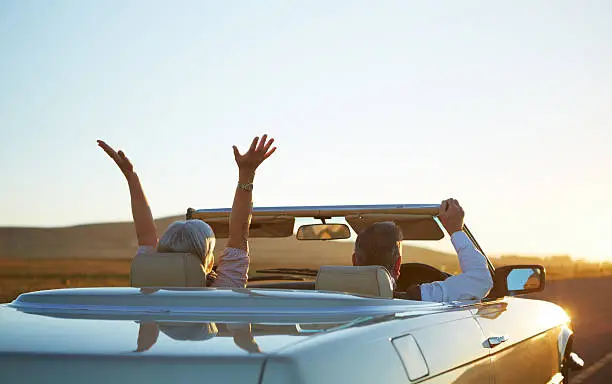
[490, 265, 546, 297]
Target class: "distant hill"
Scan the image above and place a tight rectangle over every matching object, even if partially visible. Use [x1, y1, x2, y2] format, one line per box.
[0, 215, 462, 272]
[0, 216, 180, 259]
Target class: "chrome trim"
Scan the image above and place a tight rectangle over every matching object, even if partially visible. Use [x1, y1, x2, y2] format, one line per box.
[188, 204, 441, 219]
[10, 300, 452, 319]
[464, 225, 496, 275]
[546, 373, 564, 384]
[487, 335, 509, 347]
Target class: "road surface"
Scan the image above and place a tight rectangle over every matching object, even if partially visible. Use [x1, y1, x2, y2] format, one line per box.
[527, 276, 612, 383]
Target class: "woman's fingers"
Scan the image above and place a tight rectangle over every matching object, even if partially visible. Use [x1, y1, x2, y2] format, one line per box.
[233, 135, 277, 168]
[97, 140, 122, 164]
[257, 134, 268, 152]
[259, 136, 276, 161]
[97, 140, 116, 157]
[263, 137, 274, 152]
[98, 140, 134, 174]
[97, 140, 114, 153]
[232, 145, 241, 161]
[118, 151, 134, 172]
[248, 136, 259, 153]
[263, 146, 277, 160]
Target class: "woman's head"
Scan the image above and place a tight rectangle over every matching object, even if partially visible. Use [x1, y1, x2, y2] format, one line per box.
[157, 220, 216, 273]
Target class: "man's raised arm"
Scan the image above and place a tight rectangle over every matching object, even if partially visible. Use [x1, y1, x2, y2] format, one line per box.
[419, 199, 493, 302]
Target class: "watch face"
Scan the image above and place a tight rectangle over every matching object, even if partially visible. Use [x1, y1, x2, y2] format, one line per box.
[239, 183, 253, 191]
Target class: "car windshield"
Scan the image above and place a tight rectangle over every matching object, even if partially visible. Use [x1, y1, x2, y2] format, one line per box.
[207, 215, 464, 284]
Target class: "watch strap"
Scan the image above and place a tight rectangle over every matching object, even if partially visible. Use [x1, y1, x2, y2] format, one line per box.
[237, 182, 253, 191]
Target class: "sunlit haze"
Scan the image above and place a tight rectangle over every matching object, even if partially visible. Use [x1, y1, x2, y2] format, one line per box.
[1, 1, 610, 261]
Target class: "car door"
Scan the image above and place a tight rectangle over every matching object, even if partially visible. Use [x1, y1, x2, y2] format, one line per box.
[472, 298, 566, 384]
[393, 306, 493, 384]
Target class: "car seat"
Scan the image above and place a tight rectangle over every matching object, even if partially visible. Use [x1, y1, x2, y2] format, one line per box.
[130, 252, 207, 287]
[315, 266, 394, 298]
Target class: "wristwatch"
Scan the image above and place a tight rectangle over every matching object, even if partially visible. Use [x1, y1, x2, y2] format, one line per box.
[237, 182, 254, 192]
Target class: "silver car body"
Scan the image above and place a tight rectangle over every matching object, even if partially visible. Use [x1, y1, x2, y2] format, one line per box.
[0, 204, 575, 383]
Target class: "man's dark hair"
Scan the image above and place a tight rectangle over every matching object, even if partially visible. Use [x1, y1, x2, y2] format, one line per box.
[354, 222, 403, 275]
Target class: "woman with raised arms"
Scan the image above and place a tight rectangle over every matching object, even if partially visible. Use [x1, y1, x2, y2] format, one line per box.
[97, 135, 276, 288]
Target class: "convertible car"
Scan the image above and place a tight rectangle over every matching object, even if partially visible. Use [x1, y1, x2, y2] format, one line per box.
[0, 204, 583, 383]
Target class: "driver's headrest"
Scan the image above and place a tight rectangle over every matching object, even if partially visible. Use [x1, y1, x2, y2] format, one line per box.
[315, 266, 394, 298]
[130, 252, 207, 287]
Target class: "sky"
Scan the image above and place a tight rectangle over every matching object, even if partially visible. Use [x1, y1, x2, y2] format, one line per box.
[1, 1, 610, 261]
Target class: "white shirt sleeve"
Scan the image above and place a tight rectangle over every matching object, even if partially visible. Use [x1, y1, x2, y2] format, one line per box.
[419, 231, 493, 302]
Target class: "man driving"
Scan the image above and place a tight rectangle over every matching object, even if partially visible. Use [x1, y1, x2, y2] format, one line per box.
[351, 198, 493, 302]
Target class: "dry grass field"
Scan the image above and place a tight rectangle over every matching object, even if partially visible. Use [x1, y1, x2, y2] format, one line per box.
[2, 215, 611, 303]
[0, 237, 456, 302]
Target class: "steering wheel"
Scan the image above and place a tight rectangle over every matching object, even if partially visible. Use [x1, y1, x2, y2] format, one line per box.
[396, 262, 452, 292]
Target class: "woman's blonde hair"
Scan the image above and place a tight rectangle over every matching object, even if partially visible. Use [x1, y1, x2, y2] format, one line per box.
[157, 220, 216, 273]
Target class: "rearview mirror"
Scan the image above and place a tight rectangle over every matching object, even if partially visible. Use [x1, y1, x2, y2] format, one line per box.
[296, 224, 351, 240]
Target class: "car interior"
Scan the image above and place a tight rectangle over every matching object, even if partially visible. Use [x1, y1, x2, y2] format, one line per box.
[129, 208, 473, 298]
[130, 244, 454, 298]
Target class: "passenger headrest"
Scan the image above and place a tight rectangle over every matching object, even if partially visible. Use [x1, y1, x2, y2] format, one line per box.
[130, 252, 207, 287]
[315, 266, 394, 298]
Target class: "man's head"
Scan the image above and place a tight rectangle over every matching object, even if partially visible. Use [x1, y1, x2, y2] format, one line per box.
[352, 222, 403, 280]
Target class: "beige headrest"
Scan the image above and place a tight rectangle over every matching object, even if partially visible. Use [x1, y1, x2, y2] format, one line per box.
[315, 266, 394, 298]
[130, 252, 207, 288]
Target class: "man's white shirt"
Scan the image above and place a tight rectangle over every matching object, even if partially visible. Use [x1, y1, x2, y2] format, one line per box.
[419, 231, 494, 302]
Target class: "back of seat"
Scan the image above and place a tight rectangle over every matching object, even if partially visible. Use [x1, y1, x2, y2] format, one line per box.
[130, 252, 207, 287]
[315, 265, 394, 298]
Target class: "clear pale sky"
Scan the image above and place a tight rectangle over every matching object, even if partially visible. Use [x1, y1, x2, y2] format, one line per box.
[1, 1, 610, 261]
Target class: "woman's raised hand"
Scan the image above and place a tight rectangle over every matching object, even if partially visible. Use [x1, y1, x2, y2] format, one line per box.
[96, 140, 157, 247]
[232, 135, 276, 174]
[97, 140, 135, 179]
[226, 134, 277, 252]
